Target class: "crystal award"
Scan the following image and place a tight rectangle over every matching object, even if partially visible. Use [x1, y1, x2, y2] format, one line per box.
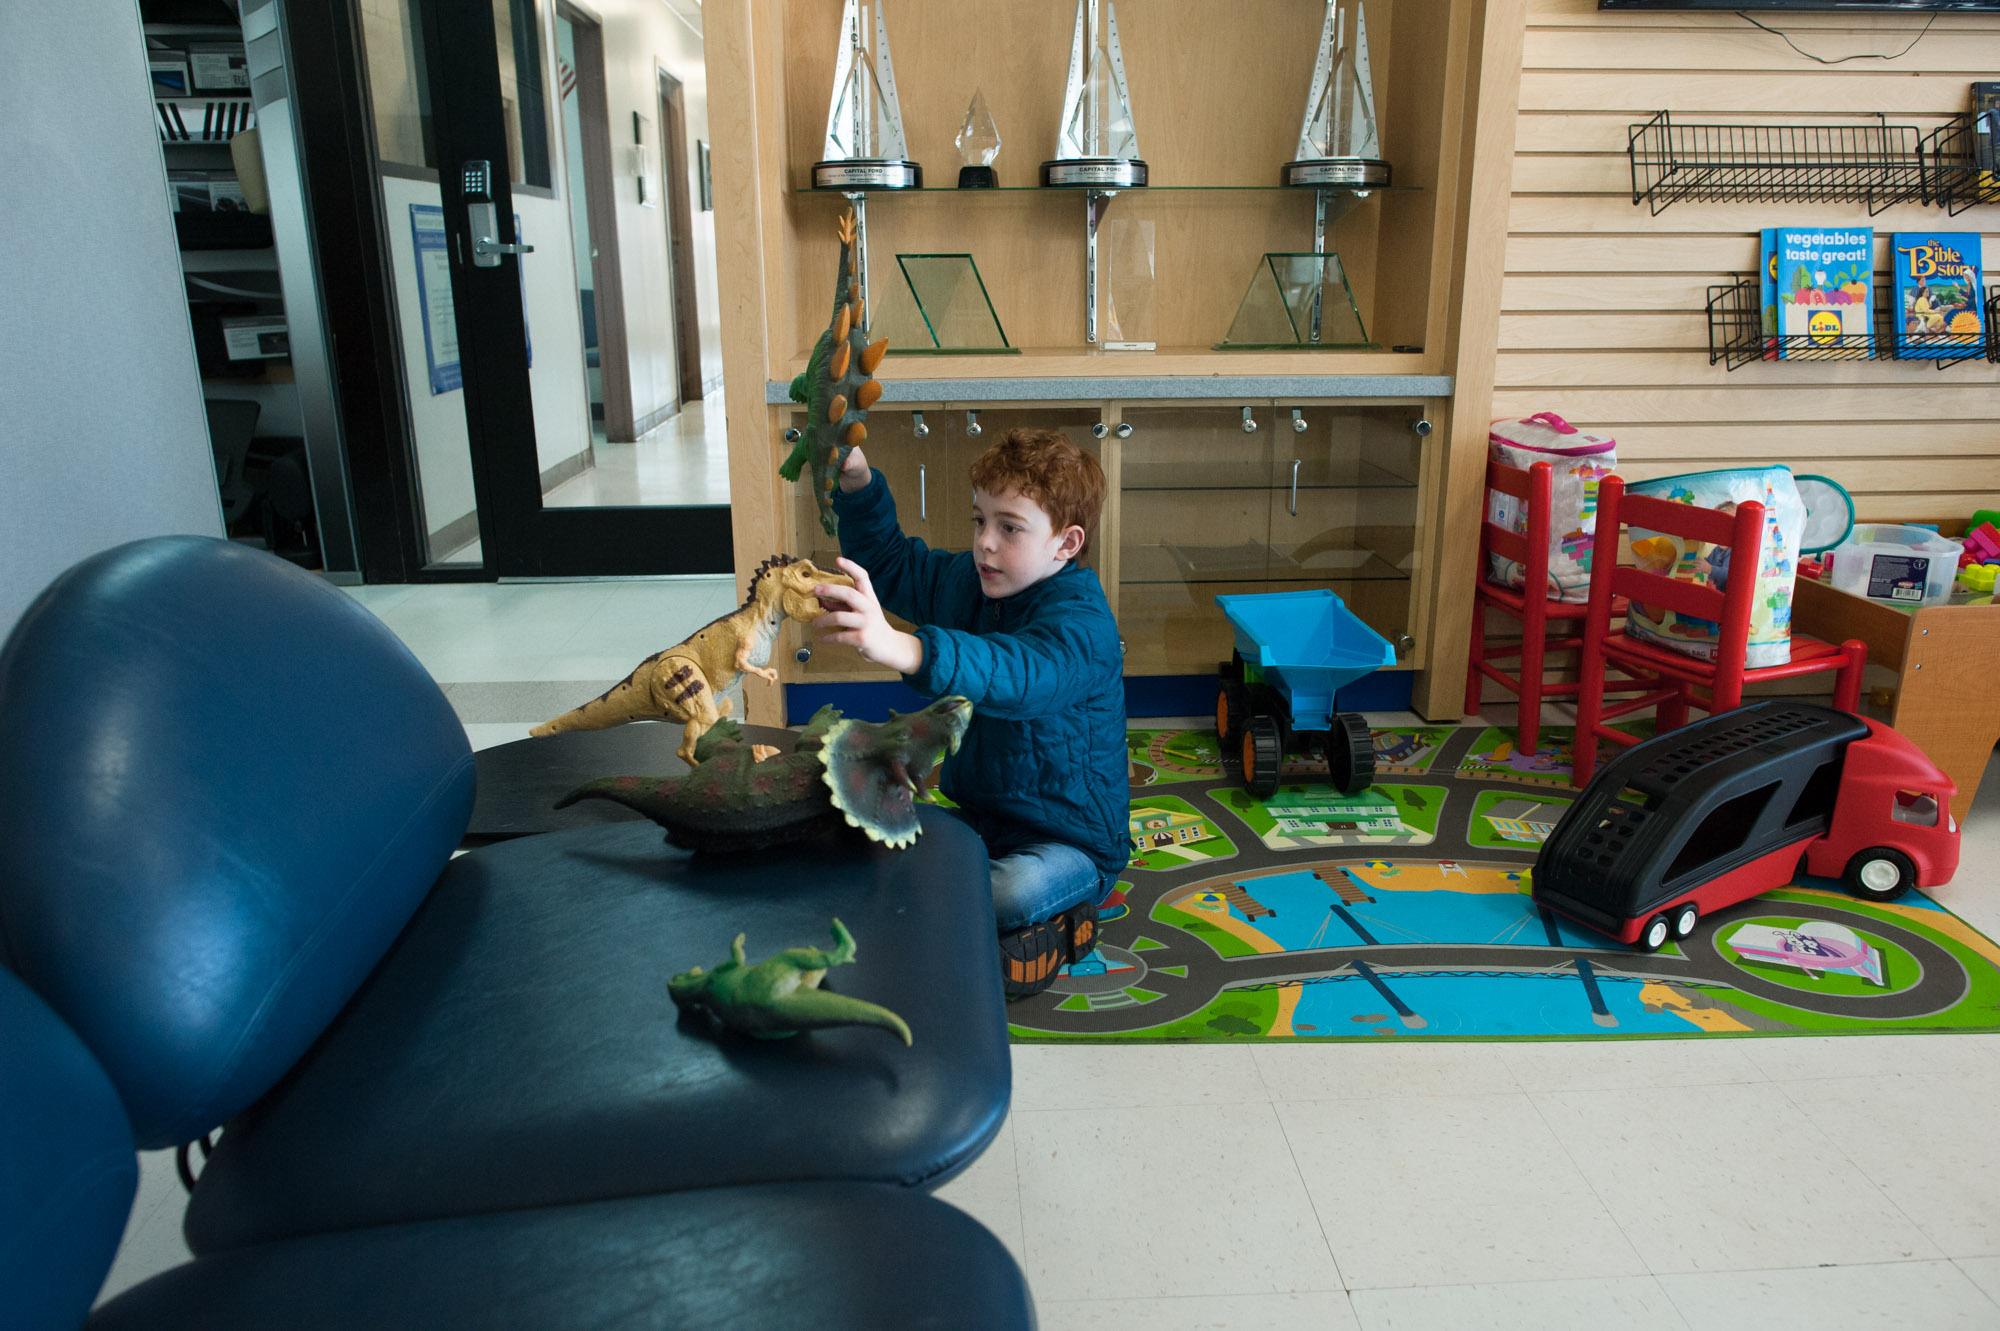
[1041, 0, 1147, 189]
[956, 88, 1001, 188]
[1283, 0, 1391, 189]
[812, 0, 922, 191]
[1216, 253, 1371, 350]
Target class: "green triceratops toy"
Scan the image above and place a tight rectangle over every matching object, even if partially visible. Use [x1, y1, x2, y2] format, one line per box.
[779, 207, 887, 537]
[669, 918, 911, 1045]
[556, 696, 972, 853]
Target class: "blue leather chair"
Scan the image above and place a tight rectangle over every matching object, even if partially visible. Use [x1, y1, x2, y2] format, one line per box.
[0, 537, 1023, 1318]
[1, 965, 1036, 1330]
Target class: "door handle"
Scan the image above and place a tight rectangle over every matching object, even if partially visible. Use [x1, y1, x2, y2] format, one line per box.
[1290, 458, 1301, 517]
[919, 463, 927, 520]
[467, 201, 535, 267]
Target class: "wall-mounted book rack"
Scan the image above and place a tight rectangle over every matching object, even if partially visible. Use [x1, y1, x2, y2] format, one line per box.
[1918, 112, 2000, 216]
[1705, 274, 1999, 372]
[1630, 112, 1927, 216]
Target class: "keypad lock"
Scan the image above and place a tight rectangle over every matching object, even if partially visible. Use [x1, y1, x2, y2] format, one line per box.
[463, 160, 535, 268]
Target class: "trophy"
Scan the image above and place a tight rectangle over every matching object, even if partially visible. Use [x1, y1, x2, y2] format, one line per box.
[1041, 0, 1147, 189]
[811, 0, 921, 191]
[956, 89, 1001, 188]
[1283, 0, 1390, 189]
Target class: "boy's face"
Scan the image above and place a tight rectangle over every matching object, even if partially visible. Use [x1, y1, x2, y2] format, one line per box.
[970, 487, 1085, 599]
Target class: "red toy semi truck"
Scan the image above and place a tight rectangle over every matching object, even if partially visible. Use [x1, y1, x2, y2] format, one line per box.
[1532, 702, 1960, 952]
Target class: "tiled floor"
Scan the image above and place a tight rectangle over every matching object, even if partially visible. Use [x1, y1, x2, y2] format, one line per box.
[98, 578, 2000, 1328]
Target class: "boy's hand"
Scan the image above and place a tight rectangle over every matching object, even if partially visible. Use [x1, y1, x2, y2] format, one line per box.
[838, 445, 871, 493]
[813, 558, 923, 675]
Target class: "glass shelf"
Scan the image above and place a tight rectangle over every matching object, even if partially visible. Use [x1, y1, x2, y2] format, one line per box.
[1121, 542, 1411, 586]
[1120, 455, 1417, 492]
[796, 184, 1421, 195]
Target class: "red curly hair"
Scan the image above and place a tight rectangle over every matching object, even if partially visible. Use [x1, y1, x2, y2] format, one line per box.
[967, 428, 1107, 560]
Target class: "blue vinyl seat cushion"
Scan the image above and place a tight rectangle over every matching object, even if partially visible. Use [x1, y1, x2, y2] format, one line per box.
[0, 537, 475, 1149]
[0, 967, 138, 1331]
[185, 808, 1010, 1252]
[93, 1181, 1035, 1331]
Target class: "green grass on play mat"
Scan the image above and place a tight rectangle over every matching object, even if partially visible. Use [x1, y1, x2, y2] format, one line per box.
[1005, 723, 2000, 1044]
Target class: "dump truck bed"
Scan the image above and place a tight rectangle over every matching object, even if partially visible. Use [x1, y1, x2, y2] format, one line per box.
[1217, 589, 1395, 727]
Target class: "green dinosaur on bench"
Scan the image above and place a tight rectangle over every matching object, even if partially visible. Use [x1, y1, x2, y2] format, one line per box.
[669, 918, 912, 1045]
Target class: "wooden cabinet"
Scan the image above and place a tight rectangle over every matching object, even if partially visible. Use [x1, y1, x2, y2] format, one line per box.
[705, 0, 1522, 723]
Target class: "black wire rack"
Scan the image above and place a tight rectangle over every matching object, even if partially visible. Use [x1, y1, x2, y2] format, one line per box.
[1706, 275, 1998, 372]
[1630, 112, 1928, 216]
[1918, 111, 2000, 216]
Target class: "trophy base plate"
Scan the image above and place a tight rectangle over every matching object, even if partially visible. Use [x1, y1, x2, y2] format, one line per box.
[1040, 158, 1149, 189]
[1282, 159, 1392, 189]
[957, 165, 997, 189]
[812, 160, 924, 191]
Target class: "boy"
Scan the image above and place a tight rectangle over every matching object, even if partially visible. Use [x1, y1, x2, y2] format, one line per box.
[812, 428, 1128, 998]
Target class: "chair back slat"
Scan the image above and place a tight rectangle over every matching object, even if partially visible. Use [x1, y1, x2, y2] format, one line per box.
[1590, 476, 1765, 648]
[1478, 459, 1554, 597]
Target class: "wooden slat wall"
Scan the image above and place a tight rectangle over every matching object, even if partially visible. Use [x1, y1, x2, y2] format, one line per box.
[1496, 0, 2000, 525]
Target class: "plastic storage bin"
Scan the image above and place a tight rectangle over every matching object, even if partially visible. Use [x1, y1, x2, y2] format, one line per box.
[1827, 524, 1960, 606]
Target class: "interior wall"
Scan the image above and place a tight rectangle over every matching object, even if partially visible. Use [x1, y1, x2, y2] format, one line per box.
[595, 0, 724, 412]
[0, 0, 223, 638]
[1495, 0, 2000, 521]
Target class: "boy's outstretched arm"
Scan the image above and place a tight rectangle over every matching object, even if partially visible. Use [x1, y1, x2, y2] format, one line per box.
[812, 559, 924, 676]
[831, 446, 975, 628]
[909, 612, 1115, 722]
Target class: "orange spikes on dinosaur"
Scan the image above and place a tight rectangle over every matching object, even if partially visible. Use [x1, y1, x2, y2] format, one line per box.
[843, 422, 867, 447]
[855, 380, 882, 410]
[830, 343, 851, 379]
[833, 306, 852, 344]
[836, 210, 856, 246]
[827, 393, 848, 424]
[860, 338, 888, 375]
[851, 295, 865, 325]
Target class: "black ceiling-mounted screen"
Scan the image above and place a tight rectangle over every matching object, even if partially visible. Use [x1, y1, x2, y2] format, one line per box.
[1600, 1, 2000, 10]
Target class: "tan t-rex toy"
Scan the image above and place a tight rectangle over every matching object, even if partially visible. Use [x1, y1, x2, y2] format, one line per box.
[530, 554, 853, 764]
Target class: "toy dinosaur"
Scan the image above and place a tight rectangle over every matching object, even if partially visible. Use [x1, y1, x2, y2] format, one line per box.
[530, 555, 853, 764]
[557, 695, 973, 853]
[669, 918, 912, 1045]
[778, 208, 888, 537]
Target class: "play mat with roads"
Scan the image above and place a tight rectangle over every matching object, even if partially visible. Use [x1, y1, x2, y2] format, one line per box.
[1004, 724, 2000, 1044]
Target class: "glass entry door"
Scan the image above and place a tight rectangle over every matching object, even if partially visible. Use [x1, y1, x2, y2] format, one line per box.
[359, 0, 728, 576]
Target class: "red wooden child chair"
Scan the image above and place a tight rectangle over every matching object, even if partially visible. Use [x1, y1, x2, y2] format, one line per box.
[1571, 474, 1867, 786]
[1465, 458, 1605, 756]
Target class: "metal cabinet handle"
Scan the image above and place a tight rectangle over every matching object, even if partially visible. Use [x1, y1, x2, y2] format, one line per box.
[919, 463, 927, 521]
[1290, 458, 1301, 517]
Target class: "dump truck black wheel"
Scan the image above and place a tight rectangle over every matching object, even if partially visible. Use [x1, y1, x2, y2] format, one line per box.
[1243, 717, 1283, 799]
[1216, 678, 1249, 751]
[1327, 713, 1376, 795]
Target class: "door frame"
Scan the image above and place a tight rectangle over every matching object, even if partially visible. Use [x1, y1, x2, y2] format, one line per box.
[416, 0, 729, 577]
[556, 0, 636, 441]
[657, 68, 703, 406]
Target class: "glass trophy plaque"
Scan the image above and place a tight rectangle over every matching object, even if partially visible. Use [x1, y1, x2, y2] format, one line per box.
[1216, 253, 1372, 350]
[956, 88, 1001, 188]
[1283, 0, 1391, 189]
[812, 0, 922, 191]
[881, 254, 1017, 354]
[1041, 0, 1147, 188]
[1100, 217, 1156, 350]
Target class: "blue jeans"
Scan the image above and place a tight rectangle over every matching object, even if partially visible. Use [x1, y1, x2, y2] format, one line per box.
[989, 841, 1103, 933]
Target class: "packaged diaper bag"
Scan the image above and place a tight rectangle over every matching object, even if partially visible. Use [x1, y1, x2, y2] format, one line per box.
[1623, 467, 1804, 669]
[1485, 413, 1618, 603]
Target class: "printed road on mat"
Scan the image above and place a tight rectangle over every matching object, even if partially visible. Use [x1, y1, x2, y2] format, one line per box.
[1011, 724, 2000, 1042]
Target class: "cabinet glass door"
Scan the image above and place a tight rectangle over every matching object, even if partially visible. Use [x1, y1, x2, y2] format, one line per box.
[1116, 403, 1423, 677]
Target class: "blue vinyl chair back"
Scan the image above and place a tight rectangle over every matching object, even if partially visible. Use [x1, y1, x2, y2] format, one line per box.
[0, 537, 476, 1148]
[0, 965, 137, 1331]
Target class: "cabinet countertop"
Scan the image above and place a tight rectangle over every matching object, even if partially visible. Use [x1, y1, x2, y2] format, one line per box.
[764, 357, 1453, 404]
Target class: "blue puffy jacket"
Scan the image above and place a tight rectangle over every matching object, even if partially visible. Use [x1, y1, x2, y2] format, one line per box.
[833, 471, 1129, 887]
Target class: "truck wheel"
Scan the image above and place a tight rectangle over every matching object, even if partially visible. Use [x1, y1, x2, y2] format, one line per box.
[1637, 914, 1672, 953]
[1326, 713, 1376, 795]
[1243, 716, 1283, 800]
[1670, 903, 1699, 939]
[1844, 847, 1916, 903]
[1216, 678, 1249, 751]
